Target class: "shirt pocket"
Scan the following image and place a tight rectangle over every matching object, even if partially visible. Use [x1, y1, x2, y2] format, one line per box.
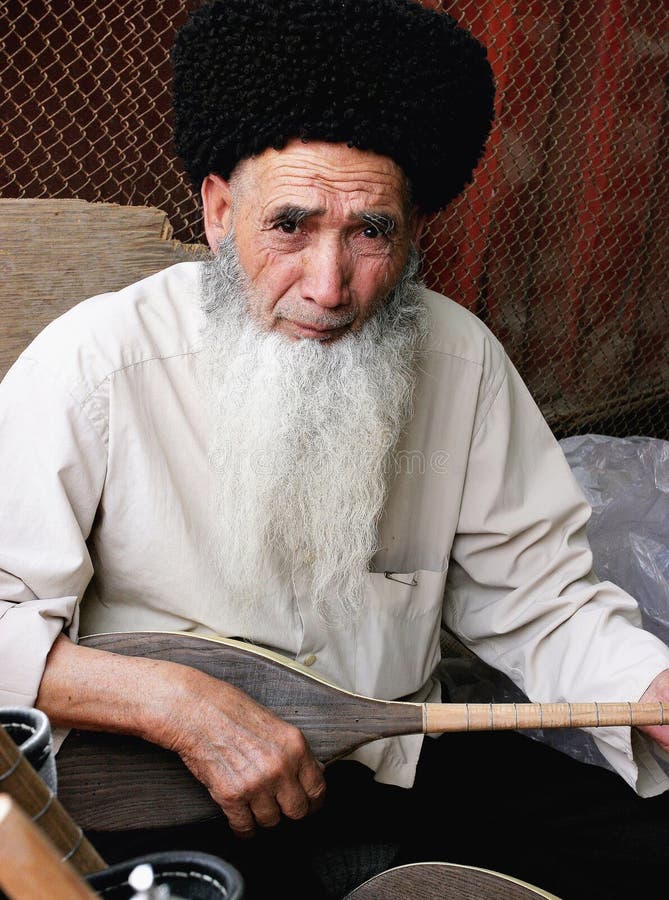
[354, 568, 448, 700]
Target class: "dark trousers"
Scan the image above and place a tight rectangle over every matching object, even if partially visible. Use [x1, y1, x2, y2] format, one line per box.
[88, 729, 669, 899]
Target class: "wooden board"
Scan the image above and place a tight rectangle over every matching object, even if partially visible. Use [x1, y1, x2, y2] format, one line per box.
[0, 198, 210, 380]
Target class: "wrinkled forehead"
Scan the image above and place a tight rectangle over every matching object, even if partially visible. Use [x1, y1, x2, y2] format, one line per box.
[232, 139, 412, 220]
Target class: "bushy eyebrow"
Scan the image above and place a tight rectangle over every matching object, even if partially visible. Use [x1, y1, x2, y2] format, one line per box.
[263, 205, 317, 228]
[264, 205, 398, 234]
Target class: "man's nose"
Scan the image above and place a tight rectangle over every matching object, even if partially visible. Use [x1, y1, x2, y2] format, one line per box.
[301, 238, 351, 309]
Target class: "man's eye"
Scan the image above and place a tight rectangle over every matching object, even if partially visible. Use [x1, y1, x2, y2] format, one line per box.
[276, 220, 298, 234]
[362, 224, 382, 239]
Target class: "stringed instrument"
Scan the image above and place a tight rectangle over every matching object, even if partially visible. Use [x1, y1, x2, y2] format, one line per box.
[56, 631, 669, 831]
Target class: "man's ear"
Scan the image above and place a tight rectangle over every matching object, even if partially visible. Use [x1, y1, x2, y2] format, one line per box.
[201, 174, 234, 253]
[409, 207, 427, 246]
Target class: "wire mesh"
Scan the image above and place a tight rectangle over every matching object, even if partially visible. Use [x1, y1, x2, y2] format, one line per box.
[1, 0, 667, 438]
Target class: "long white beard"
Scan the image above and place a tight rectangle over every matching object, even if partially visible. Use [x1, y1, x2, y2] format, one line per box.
[199, 235, 427, 624]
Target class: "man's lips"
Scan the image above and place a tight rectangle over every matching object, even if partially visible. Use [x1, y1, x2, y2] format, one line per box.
[285, 318, 353, 338]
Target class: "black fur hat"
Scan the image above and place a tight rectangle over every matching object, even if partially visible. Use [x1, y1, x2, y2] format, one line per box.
[171, 0, 495, 214]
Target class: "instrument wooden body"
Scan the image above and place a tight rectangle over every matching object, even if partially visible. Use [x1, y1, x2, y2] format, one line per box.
[342, 862, 561, 899]
[56, 631, 669, 831]
[0, 795, 99, 900]
[0, 719, 105, 874]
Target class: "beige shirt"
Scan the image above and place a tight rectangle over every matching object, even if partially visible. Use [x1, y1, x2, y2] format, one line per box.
[1, 261, 668, 793]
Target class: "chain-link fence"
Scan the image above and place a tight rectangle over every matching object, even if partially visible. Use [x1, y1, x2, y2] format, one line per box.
[2, 0, 667, 438]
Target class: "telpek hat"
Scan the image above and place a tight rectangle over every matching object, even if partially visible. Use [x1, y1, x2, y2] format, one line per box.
[171, 0, 495, 214]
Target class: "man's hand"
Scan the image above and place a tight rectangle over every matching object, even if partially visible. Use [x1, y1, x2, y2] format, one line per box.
[37, 635, 326, 838]
[637, 668, 669, 754]
[158, 664, 326, 838]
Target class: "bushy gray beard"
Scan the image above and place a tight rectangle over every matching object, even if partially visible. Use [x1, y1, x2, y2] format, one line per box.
[199, 234, 427, 625]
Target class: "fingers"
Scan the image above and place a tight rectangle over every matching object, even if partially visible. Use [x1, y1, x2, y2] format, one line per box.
[224, 802, 258, 840]
[638, 671, 669, 754]
[274, 778, 317, 822]
[637, 722, 669, 754]
[298, 758, 327, 815]
[250, 793, 282, 829]
[225, 794, 284, 839]
[224, 776, 324, 838]
[223, 756, 326, 837]
[259, 726, 327, 822]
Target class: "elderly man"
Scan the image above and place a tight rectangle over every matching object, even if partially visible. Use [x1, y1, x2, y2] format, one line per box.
[2, 1, 669, 897]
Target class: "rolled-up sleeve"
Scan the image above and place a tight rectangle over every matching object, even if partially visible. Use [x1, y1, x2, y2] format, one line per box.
[444, 352, 669, 795]
[0, 356, 106, 705]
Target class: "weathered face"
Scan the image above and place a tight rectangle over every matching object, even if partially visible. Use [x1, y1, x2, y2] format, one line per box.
[202, 139, 422, 341]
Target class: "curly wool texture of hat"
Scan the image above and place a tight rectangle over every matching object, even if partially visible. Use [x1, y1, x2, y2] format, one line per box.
[171, 0, 495, 215]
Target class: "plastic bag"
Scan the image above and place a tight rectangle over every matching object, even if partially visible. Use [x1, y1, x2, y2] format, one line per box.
[560, 434, 669, 642]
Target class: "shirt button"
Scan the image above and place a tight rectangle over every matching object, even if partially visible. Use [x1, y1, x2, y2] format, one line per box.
[303, 653, 317, 666]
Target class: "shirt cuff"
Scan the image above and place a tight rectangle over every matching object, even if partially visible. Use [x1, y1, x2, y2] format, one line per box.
[0, 595, 78, 707]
